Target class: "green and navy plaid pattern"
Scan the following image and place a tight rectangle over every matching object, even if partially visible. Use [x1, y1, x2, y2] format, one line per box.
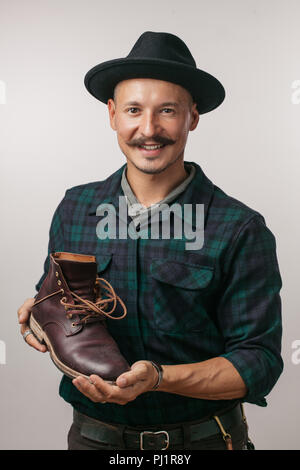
[36, 162, 283, 426]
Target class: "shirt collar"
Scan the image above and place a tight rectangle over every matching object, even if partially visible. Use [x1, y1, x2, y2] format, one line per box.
[121, 163, 196, 220]
[88, 161, 214, 228]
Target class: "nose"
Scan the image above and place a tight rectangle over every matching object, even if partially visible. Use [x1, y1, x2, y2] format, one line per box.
[139, 110, 160, 138]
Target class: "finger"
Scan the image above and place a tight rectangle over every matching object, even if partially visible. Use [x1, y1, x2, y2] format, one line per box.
[20, 324, 47, 352]
[25, 334, 47, 352]
[88, 375, 136, 405]
[116, 361, 148, 388]
[72, 376, 108, 403]
[89, 375, 118, 396]
[17, 298, 35, 324]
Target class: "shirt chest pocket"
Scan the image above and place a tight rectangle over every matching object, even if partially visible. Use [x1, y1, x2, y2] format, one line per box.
[150, 259, 215, 334]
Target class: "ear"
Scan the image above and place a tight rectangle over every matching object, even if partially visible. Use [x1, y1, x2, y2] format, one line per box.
[107, 98, 117, 131]
[189, 103, 199, 131]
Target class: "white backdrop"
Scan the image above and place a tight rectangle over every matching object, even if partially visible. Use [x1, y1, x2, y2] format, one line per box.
[0, 0, 299, 450]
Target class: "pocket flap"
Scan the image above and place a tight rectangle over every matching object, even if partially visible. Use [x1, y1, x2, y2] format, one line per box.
[151, 259, 214, 290]
[96, 253, 113, 273]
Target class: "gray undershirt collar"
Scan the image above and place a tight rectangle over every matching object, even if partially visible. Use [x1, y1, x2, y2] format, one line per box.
[121, 163, 196, 226]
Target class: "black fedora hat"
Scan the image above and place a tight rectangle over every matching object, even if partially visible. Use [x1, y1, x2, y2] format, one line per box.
[84, 31, 225, 115]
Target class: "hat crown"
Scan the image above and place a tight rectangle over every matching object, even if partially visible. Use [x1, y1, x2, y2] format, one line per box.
[127, 31, 196, 67]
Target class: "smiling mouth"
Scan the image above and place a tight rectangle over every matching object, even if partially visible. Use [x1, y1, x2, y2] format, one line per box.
[138, 144, 165, 150]
[135, 143, 167, 156]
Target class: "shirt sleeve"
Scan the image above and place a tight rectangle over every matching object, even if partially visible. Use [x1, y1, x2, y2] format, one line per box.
[217, 214, 283, 406]
[35, 195, 66, 293]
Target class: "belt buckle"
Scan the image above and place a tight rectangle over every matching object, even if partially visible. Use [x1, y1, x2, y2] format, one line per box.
[140, 430, 169, 450]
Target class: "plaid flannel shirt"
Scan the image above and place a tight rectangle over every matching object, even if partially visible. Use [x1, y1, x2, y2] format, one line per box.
[35, 161, 283, 426]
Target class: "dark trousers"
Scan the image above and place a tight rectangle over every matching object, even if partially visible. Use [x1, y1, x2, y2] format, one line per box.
[67, 408, 250, 450]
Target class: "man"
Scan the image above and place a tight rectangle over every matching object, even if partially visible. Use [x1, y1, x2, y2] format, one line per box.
[18, 31, 283, 450]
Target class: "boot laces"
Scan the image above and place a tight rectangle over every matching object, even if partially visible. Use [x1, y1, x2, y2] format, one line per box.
[60, 277, 127, 325]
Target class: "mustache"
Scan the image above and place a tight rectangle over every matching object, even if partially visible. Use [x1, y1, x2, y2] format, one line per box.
[127, 135, 175, 147]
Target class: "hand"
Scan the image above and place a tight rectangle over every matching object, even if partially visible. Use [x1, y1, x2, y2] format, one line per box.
[17, 297, 47, 352]
[72, 360, 159, 405]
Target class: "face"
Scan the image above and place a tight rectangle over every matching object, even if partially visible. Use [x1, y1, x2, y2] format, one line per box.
[107, 78, 199, 175]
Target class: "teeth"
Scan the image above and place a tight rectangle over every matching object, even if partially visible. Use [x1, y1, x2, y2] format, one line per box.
[140, 144, 164, 150]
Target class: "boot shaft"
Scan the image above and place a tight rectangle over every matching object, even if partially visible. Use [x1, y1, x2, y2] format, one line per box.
[54, 252, 98, 301]
[33, 252, 99, 335]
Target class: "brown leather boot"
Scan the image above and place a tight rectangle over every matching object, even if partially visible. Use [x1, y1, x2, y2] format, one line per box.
[30, 252, 130, 382]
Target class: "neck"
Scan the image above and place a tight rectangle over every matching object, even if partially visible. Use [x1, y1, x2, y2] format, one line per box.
[125, 158, 188, 208]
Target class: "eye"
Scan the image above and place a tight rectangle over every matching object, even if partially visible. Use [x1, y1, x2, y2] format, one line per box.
[161, 108, 175, 114]
[127, 107, 140, 114]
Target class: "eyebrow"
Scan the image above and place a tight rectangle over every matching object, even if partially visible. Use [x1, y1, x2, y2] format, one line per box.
[122, 101, 180, 107]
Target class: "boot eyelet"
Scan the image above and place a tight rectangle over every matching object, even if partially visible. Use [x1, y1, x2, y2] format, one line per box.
[57, 280, 62, 286]
[55, 271, 59, 277]
[71, 322, 77, 327]
[67, 313, 73, 319]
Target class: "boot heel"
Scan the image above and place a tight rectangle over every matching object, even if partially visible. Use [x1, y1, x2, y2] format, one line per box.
[29, 314, 45, 345]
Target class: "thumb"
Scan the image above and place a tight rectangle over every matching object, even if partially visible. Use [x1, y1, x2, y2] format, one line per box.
[116, 361, 150, 388]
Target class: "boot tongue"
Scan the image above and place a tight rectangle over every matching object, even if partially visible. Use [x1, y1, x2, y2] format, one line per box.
[57, 259, 97, 301]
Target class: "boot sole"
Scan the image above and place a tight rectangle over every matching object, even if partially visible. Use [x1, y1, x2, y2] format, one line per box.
[29, 313, 115, 384]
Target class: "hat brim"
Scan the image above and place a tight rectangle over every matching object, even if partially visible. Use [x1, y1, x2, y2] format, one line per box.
[84, 57, 225, 115]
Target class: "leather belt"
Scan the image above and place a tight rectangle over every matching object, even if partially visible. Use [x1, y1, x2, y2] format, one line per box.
[73, 403, 244, 450]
